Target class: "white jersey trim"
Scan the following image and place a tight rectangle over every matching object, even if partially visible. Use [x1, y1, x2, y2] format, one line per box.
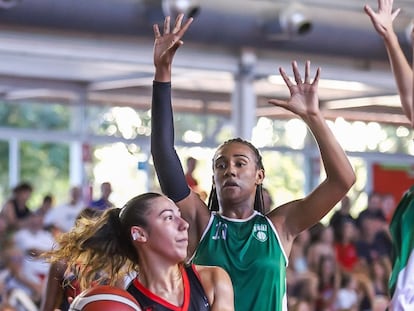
[69, 293, 142, 311]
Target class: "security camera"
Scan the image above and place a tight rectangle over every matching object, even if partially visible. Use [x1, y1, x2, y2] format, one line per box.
[279, 2, 312, 36]
[162, 0, 200, 18]
[0, 0, 21, 9]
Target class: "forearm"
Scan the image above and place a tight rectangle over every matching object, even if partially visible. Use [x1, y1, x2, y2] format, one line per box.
[305, 112, 355, 194]
[154, 64, 172, 83]
[151, 81, 190, 202]
[384, 33, 413, 122]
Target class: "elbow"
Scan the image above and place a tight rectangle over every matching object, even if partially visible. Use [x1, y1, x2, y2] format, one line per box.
[338, 171, 356, 195]
[346, 170, 357, 189]
[329, 169, 356, 196]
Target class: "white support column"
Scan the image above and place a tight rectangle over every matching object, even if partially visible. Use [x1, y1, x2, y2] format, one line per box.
[303, 129, 320, 194]
[9, 137, 20, 188]
[69, 141, 82, 186]
[69, 88, 89, 203]
[231, 49, 257, 140]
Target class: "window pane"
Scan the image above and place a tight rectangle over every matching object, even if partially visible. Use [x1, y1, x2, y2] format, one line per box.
[0, 100, 70, 130]
[20, 141, 70, 208]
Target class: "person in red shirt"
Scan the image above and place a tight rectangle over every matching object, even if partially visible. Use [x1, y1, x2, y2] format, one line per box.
[334, 219, 359, 272]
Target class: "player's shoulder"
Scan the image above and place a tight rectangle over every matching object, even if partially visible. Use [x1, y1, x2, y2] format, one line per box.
[193, 264, 230, 281]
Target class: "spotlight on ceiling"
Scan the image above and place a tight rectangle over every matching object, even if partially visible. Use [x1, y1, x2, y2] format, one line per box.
[0, 0, 21, 9]
[263, 2, 312, 40]
[404, 21, 414, 44]
[280, 3, 312, 36]
[162, 0, 200, 18]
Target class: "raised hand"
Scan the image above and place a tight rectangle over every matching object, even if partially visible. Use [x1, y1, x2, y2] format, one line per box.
[268, 60, 321, 119]
[153, 14, 193, 69]
[364, 0, 400, 39]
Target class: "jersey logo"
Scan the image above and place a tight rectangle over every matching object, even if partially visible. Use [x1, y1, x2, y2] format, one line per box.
[212, 221, 227, 240]
[253, 224, 268, 242]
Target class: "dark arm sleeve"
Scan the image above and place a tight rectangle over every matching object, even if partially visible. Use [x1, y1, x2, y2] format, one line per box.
[151, 81, 191, 202]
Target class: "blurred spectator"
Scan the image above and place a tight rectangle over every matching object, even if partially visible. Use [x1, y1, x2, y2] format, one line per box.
[35, 194, 54, 218]
[0, 215, 11, 270]
[315, 255, 340, 311]
[330, 196, 356, 242]
[2, 245, 41, 310]
[335, 272, 359, 311]
[356, 192, 386, 230]
[380, 192, 396, 224]
[369, 257, 392, 297]
[13, 213, 55, 300]
[1, 182, 33, 231]
[290, 273, 319, 311]
[89, 182, 114, 211]
[334, 219, 359, 272]
[43, 186, 84, 233]
[307, 223, 335, 273]
[355, 213, 392, 266]
[354, 272, 375, 311]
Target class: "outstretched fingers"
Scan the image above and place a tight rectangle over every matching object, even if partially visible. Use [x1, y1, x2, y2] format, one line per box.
[153, 24, 161, 38]
[392, 8, 401, 21]
[172, 14, 185, 34]
[179, 16, 194, 36]
[164, 15, 171, 35]
[311, 66, 321, 87]
[279, 66, 294, 89]
[172, 14, 193, 39]
[281, 60, 319, 87]
[292, 61, 302, 85]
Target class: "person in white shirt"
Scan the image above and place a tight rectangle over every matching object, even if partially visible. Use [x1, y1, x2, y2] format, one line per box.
[43, 186, 85, 233]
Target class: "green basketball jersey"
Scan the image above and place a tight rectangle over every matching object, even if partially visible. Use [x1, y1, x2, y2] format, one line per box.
[191, 211, 288, 311]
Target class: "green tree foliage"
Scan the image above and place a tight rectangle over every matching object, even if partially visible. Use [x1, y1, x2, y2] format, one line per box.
[0, 101, 71, 208]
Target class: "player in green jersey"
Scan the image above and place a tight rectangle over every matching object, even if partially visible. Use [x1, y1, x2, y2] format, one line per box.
[151, 14, 356, 311]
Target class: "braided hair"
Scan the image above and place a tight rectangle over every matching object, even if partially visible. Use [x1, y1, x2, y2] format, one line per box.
[207, 138, 266, 214]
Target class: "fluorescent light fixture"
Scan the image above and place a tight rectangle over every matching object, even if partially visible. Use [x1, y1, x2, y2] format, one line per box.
[268, 75, 371, 92]
[325, 95, 402, 109]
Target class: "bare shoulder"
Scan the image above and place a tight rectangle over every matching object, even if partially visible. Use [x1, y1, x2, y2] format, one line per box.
[194, 265, 234, 311]
[194, 265, 233, 292]
[194, 265, 230, 281]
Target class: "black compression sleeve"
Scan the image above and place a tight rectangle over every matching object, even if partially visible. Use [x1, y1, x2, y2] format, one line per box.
[151, 81, 191, 202]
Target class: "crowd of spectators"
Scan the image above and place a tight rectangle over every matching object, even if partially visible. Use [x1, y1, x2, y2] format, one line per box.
[288, 193, 395, 311]
[0, 181, 114, 311]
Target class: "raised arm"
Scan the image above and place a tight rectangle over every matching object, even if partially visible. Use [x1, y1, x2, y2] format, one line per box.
[365, 0, 413, 125]
[150, 14, 210, 255]
[267, 61, 356, 252]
